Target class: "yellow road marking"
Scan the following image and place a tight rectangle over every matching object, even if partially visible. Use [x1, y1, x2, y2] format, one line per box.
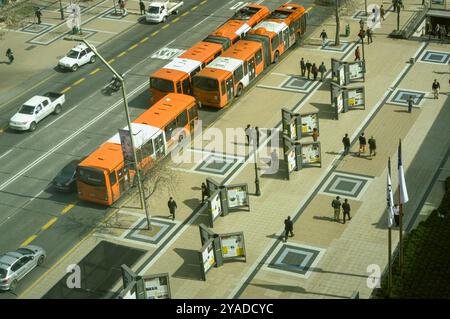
[117, 51, 127, 58]
[181, 11, 188, 17]
[107, 58, 115, 64]
[20, 235, 37, 247]
[151, 30, 159, 36]
[72, 78, 85, 86]
[41, 217, 58, 231]
[200, 0, 207, 4]
[306, 5, 315, 13]
[128, 44, 138, 51]
[162, 24, 169, 29]
[140, 37, 149, 43]
[60, 86, 71, 94]
[61, 202, 77, 215]
[89, 68, 100, 75]
[172, 17, 180, 23]
[191, 5, 198, 11]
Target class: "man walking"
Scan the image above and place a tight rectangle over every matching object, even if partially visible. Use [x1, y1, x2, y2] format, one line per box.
[245, 124, 252, 145]
[305, 60, 312, 79]
[318, 62, 327, 81]
[311, 63, 318, 81]
[367, 28, 373, 44]
[168, 197, 177, 220]
[6, 48, 14, 64]
[355, 46, 361, 61]
[331, 196, 342, 222]
[300, 57, 306, 77]
[35, 8, 43, 25]
[283, 216, 294, 242]
[432, 79, 440, 99]
[139, 0, 146, 15]
[358, 132, 367, 156]
[342, 199, 351, 224]
[368, 136, 377, 157]
[255, 126, 260, 148]
[342, 133, 350, 155]
[407, 95, 414, 113]
[201, 182, 209, 203]
[380, 5, 385, 21]
[320, 29, 328, 46]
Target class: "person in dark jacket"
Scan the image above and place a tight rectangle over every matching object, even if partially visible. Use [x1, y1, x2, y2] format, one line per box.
[255, 126, 260, 147]
[368, 136, 377, 157]
[300, 57, 306, 77]
[407, 95, 414, 113]
[168, 197, 177, 220]
[311, 63, 318, 81]
[201, 182, 209, 203]
[35, 8, 43, 24]
[305, 60, 312, 79]
[342, 133, 351, 155]
[320, 29, 328, 46]
[432, 79, 440, 99]
[331, 196, 342, 222]
[283, 216, 294, 242]
[342, 199, 351, 224]
[318, 62, 327, 81]
[358, 132, 367, 156]
[6, 48, 14, 64]
[139, 0, 146, 15]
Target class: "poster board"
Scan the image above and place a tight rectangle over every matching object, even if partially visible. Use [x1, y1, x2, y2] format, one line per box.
[281, 108, 300, 140]
[118, 128, 134, 164]
[300, 142, 322, 168]
[208, 190, 223, 227]
[331, 82, 344, 120]
[345, 86, 365, 110]
[347, 60, 365, 82]
[299, 112, 319, 138]
[198, 238, 216, 281]
[331, 58, 346, 86]
[219, 232, 246, 261]
[226, 183, 250, 211]
[143, 273, 171, 299]
[199, 223, 216, 246]
[283, 136, 301, 180]
[206, 178, 221, 194]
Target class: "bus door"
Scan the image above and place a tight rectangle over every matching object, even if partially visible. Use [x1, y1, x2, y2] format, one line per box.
[108, 170, 120, 203]
[282, 28, 290, 49]
[248, 58, 256, 81]
[225, 76, 234, 103]
[287, 24, 295, 47]
[153, 133, 166, 160]
[117, 167, 130, 197]
[301, 15, 306, 35]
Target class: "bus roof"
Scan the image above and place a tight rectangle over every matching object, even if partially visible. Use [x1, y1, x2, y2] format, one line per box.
[194, 66, 230, 82]
[221, 40, 262, 61]
[163, 58, 202, 74]
[108, 123, 162, 149]
[253, 20, 288, 34]
[179, 41, 223, 62]
[79, 143, 123, 171]
[231, 4, 270, 24]
[150, 67, 189, 82]
[266, 4, 305, 22]
[135, 93, 196, 128]
[210, 20, 251, 41]
[208, 56, 242, 73]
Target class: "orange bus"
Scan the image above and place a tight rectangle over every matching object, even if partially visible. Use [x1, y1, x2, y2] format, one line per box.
[191, 40, 265, 108]
[245, 4, 306, 65]
[76, 94, 199, 206]
[149, 4, 270, 103]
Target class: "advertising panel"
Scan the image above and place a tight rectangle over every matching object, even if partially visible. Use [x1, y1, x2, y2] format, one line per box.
[348, 61, 365, 81]
[206, 178, 220, 194]
[118, 129, 134, 163]
[346, 87, 365, 109]
[201, 239, 216, 275]
[208, 190, 222, 227]
[287, 148, 297, 173]
[301, 142, 321, 166]
[300, 112, 319, 136]
[226, 184, 249, 209]
[331, 59, 345, 86]
[331, 83, 344, 119]
[220, 232, 246, 260]
[143, 274, 171, 299]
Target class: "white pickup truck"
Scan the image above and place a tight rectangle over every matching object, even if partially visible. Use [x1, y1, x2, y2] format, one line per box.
[146, 0, 183, 23]
[9, 92, 66, 132]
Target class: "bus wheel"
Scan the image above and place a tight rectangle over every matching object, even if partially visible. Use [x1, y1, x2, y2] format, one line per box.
[274, 51, 280, 64]
[236, 84, 243, 97]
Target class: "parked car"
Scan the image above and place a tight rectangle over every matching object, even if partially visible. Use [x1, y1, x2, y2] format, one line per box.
[9, 92, 66, 132]
[146, 0, 183, 23]
[52, 158, 85, 192]
[58, 43, 96, 72]
[0, 245, 46, 291]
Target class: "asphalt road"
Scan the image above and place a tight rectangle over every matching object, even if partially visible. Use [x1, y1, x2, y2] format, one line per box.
[0, 0, 328, 299]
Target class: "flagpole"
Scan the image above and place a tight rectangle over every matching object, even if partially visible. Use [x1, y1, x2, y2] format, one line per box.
[399, 191, 403, 272]
[387, 158, 393, 297]
[397, 139, 408, 275]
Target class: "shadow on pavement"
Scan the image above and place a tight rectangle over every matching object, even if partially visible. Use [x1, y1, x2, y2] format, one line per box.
[172, 248, 203, 281]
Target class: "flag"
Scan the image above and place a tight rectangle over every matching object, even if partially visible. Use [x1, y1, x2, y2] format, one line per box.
[387, 159, 395, 228]
[398, 140, 409, 204]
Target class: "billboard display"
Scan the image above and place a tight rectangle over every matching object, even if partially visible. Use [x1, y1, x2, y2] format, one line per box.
[208, 190, 222, 227]
[143, 274, 171, 299]
[346, 87, 365, 109]
[348, 61, 365, 81]
[118, 128, 134, 163]
[300, 142, 322, 167]
[219, 232, 246, 260]
[227, 184, 249, 209]
[300, 112, 319, 136]
[200, 239, 216, 277]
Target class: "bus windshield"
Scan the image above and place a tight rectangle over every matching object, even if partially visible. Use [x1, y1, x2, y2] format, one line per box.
[150, 77, 175, 93]
[77, 167, 106, 187]
[193, 76, 219, 91]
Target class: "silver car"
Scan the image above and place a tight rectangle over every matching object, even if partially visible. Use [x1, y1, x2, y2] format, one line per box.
[0, 245, 46, 291]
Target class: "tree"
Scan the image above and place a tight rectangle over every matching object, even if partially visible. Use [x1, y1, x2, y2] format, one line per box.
[393, 0, 404, 31]
[335, 0, 340, 46]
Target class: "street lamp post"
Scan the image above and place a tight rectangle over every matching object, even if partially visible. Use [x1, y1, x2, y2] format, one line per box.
[253, 138, 261, 196]
[358, 28, 366, 60]
[70, 39, 151, 230]
[59, 0, 64, 20]
[364, 0, 368, 16]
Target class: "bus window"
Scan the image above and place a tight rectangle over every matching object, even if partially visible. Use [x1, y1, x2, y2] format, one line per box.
[244, 61, 248, 76]
[255, 50, 262, 65]
[232, 37, 240, 44]
[294, 19, 300, 31]
[109, 171, 117, 185]
[193, 76, 219, 91]
[142, 139, 154, 157]
[189, 105, 198, 121]
[233, 65, 244, 82]
[176, 81, 182, 93]
[221, 80, 226, 95]
[182, 78, 191, 95]
[164, 119, 177, 141]
[271, 36, 279, 51]
[191, 66, 201, 76]
[77, 167, 106, 187]
[150, 77, 175, 93]
[177, 110, 188, 128]
[214, 51, 221, 59]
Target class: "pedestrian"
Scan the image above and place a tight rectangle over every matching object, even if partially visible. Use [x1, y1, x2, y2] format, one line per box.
[368, 136, 377, 156]
[312, 127, 319, 142]
[342, 199, 351, 224]
[318, 61, 327, 81]
[6, 48, 14, 64]
[440, 25, 446, 42]
[359, 18, 364, 30]
[300, 57, 306, 77]
[168, 197, 177, 220]
[342, 133, 350, 155]
[320, 29, 328, 46]
[255, 126, 260, 148]
[358, 132, 367, 156]
[393, 204, 400, 226]
[380, 5, 385, 21]
[355, 46, 361, 61]
[432, 79, 440, 99]
[436, 24, 441, 39]
[367, 28, 373, 44]
[139, 0, 146, 15]
[305, 60, 312, 79]
[245, 124, 252, 145]
[407, 95, 414, 113]
[201, 182, 209, 203]
[35, 8, 42, 25]
[358, 28, 366, 43]
[311, 63, 318, 81]
[331, 196, 342, 222]
[426, 20, 432, 39]
[119, 0, 126, 16]
[283, 216, 294, 242]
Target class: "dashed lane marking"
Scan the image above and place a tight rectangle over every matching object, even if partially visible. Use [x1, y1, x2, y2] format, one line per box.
[20, 235, 37, 247]
[41, 217, 58, 231]
[107, 58, 115, 64]
[172, 17, 180, 23]
[117, 51, 127, 58]
[89, 68, 101, 75]
[61, 202, 77, 215]
[60, 86, 71, 94]
[162, 24, 170, 29]
[181, 11, 189, 17]
[151, 30, 159, 36]
[72, 78, 85, 86]
[140, 37, 149, 43]
[128, 44, 138, 51]
[191, 5, 198, 11]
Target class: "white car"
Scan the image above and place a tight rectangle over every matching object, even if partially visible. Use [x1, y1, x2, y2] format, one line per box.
[9, 92, 66, 131]
[58, 43, 96, 72]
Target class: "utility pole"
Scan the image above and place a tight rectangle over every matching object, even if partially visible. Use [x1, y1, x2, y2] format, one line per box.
[253, 137, 261, 196]
[334, 0, 340, 46]
[59, 0, 64, 20]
